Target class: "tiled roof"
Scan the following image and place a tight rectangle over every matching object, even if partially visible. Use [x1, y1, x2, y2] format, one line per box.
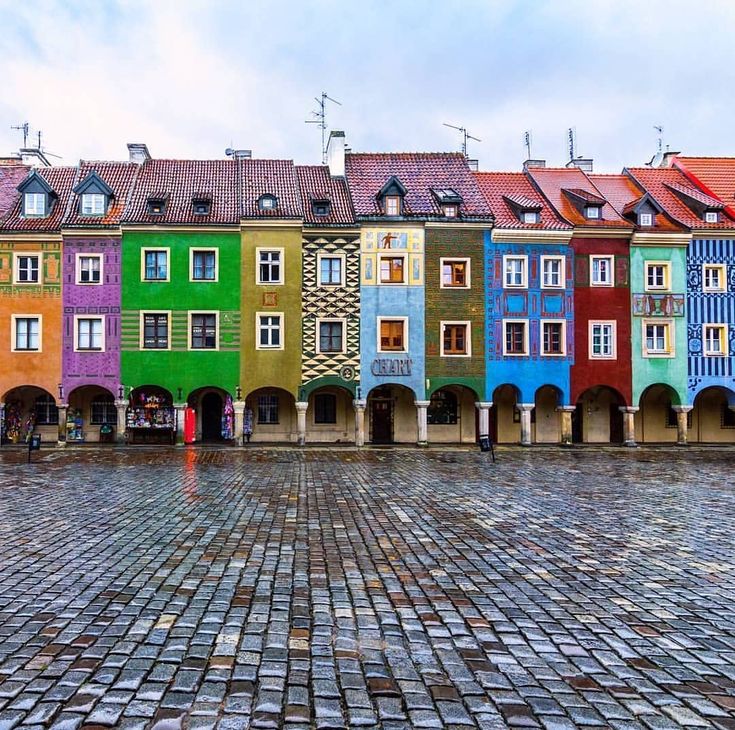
[590, 174, 684, 232]
[123, 159, 239, 225]
[64, 161, 140, 228]
[295, 166, 355, 226]
[1, 166, 78, 232]
[526, 167, 632, 229]
[474, 172, 570, 229]
[665, 181, 724, 209]
[626, 167, 735, 230]
[345, 153, 492, 220]
[563, 187, 605, 205]
[240, 159, 301, 219]
[672, 157, 735, 212]
[0, 164, 29, 223]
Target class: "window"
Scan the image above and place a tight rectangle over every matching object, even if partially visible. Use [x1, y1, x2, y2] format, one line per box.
[522, 211, 539, 224]
[193, 199, 210, 216]
[379, 256, 405, 283]
[541, 256, 564, 288]
[314, 394, 337, 424]
[77, 254, 102, 284]
[258, 313, 282, 349]
[191, 249, 217, 281]
[318, 320, 344, 353]
[427, 389, 458, 425]
[318, 256, 343, 286]
[143, 249, 168, 281]
[441, 322, 470, 356]
[705, 211, 719, 224]
[643, 320, 673, 357]
[76, 317, 104, 351]
[385, 195, 401, 216]
[703, 264, 727, 292]
[542, 321, 565, 355]
[257, 394, 279, 424]
[141, 313, 169, 349]
[258, 195, 277, 211]
[35, 395, 58, 425]
[503, 256, 527, 288]
[258, 249, 282, 284]
[703, 324, 728, 356]
[82, 193, 105, 216]
[645, 262, 669, 291]
[442, 204, 458, 218]
[504, 320, 528, 356]
[589, 321, 616, 359]
[639, 212, 653, 227]
[14, 254, 40, 284]
[585, 205, 601, 219]
[590, 256, 613, 286]
[313, 201, 331, 217]
[13, 316, 40, 351]
[379, 319, 406, 352]
[147, 198, 166, 215]
[441, 258, 469, 288]
[190, 313, 217, 349]
[90, 395, 116, 425]
[24, 193, 46, 217]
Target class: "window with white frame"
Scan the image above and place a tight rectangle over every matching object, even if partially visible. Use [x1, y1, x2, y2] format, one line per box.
[143, 249, 168, 281]
[639, 212, 653, 227]
[378, 318, 406, 352]
[503, 256, 527, 288]
[141, 313, 169, 349]
[643, 320, 674, 357]
[645, 262, 670, 291]
[190, 313, 218, 349]
[191, 249, 217, 281]
[384, 195, 401, 216]
[258, 250, 282, 284]
[379, 255, 405, 284]
[318, 255, 343, 286]
[590, 256, 613, 286]
[503, 320, 528, 356]
[441, 258, 470, 288]
[705, 211, 719, 224]
[703, 264, 727, 292]
[541, 256, 564, 288]
[522, 211, 539, 224]
[14, 254, 40, 284]
[317, 320, 344, 353]
[703, 324, 728, 356]
[81, 193, 106, 216]
[589, 321, 616, 359]
[77, 254, 102, 284]
[13, 316, 40, 351]
[76, 317, 104, 351]
[24, 193, 46, 217]
[441, 322, 470, 356]
[258, 313, 282, 349]
[541, 320, 565, 355]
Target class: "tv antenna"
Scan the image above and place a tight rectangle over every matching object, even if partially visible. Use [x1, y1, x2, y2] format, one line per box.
[567, 127, 577, 162]
[306, 91, 341, 165]
[11, 122, 29, 148]
[443, 123, 481, 158]
[654, 125, 664, 154]
[524, 130, 532, 160]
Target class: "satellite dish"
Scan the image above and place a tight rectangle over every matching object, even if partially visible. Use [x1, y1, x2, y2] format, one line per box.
[225, 148, 234, 157]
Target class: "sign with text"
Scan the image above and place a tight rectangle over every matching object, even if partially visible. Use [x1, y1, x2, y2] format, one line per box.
[371, 358, 413, 376]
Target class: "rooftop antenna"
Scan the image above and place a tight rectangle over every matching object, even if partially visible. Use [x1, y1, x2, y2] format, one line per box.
[305, 92, 341, 165]
[654, 125, 664, 155]
[567, 127, 576, 162]
[524, 130, 532, 160]
[11, 122, 29, 148]
[443, 123, 481, 158]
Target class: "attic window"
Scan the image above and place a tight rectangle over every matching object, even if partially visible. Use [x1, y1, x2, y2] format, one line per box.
[442, 204, 458, 218]
[385, 195, 401, 216]
[585, 205, 601, 220]
[522, 211, 539, 224]
[82, 193, 106, 216]
[24, 192, 46, 217]
[193, 199, 210, 216]
[639, 213, 653, 227]
[147, 199, 166, 215]
[313, 200, 330, 217]
[259, 194, 278, 211]
[705, 210, 719, 224]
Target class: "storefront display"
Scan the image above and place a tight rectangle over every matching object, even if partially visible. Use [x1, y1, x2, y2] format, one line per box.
[222, 395, 235, 440]
[126, 390, 176, 444]
[66, 409, 85, 442]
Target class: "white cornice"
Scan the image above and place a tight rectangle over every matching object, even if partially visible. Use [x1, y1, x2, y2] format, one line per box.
[61, 229, 122, 238]
[239, 220, 303, 230]
[631, 232, 690, 247]
[0, 233, 62, 243]
[303, 228, 361, 237]
[492, 228, 573, 243]
[121, 225, 238, 233]
[691, 229, 735, 239]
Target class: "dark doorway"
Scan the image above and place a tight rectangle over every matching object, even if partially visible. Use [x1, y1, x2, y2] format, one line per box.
[609, 404, 624, 444]
[201, 392, 223, 441]
[371, 396, 393, 444]
[572, 403, 583, 443]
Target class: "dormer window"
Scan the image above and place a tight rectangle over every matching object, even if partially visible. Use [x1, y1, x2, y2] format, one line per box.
[705, 210, 719, 224]
[433, 187, 463, 219]
[18, 170, 54, 218]
[24, 193, 46, 217]
[442, 204, 458, 218]
[312, 199, 331, 217]
[147, 198, 166, 215]
[639, 212, 653, 227]
[258, 194, 278, 211]
[522, 211, 539, 224]
[82, 194, 106, 216]
[193, 199, 210, 216]
[378, 176, 408, 218]
[585, 205, 601, 220]
[73, 171, 113, 219]
[385, 196, 401, 216]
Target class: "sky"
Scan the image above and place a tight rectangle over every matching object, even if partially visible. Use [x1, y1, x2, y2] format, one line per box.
[0, 0, 733, 173]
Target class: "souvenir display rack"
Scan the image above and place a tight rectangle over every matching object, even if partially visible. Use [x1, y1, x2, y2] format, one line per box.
[125, 391, 176, 444]
[66, 409, 85, 442]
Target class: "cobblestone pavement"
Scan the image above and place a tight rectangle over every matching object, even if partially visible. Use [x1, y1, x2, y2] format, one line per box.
[0, 447, 734, 729]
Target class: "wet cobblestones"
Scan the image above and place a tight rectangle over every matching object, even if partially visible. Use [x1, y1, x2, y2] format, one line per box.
[0, 446, 733, 728]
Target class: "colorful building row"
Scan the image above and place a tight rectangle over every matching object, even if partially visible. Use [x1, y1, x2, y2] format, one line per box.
[0, 137, 733, 447]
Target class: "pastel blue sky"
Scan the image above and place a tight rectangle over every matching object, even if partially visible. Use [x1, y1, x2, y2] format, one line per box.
[0, 0, 733, 172]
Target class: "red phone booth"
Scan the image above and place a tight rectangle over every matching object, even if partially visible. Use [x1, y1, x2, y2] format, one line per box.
[184, 407, 196, 444]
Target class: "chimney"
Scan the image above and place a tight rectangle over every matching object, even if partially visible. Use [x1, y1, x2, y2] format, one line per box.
[523, 159, 546, 170]
[327, 130, 346, 177]
[127, 143, 151, 164]
[467, 159, 479, 172]
[566, 157, 593, 173]
[661, 150, 681, 168]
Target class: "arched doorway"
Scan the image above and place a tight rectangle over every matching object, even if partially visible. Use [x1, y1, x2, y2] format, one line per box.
[67, 385, 117, 443]
[690, 387, 735, 443]
[187, 387, 234, 443]
[244, 387, 296, 443]
[307, 386, 355, 443]
[637, 383, 682, 443]
[534, 385, 562, 443]
[126, 386, 176, 444]
[366, 384, 416, 444]
[491, 384, 522, 443]
[427, 385, 479, 443]
[2, 386, 59, 444]
[573, 386, 625, 443]
[201, 392, 223, 441]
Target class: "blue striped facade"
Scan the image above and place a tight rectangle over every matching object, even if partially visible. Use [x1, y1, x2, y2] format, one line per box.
[687, 237, 735, 401]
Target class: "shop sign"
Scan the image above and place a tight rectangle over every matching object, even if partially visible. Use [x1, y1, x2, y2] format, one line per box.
[371, 358, 413, 376]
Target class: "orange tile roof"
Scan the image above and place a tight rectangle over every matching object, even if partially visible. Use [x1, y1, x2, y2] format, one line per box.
[672, 157, 735, 215]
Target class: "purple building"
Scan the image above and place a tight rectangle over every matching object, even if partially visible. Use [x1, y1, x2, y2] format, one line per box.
[61, 161, 139, 442]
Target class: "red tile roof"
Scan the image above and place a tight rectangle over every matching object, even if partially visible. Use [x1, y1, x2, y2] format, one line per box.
[1, 167, 78, 232]
[123, 159, 239, 225]
[345, 153, 491, 220]
[474, 172, 570, 229]
[526, 167, 632, 229]
[295, 166, 355, 226]
[64, 161, 140, 228]
[240, 159, 301, 219]
[626, 167, 735, 230]
[666, 181, 724, 209]
[0, 164, 29, 223]
[672, 157, 735, 214]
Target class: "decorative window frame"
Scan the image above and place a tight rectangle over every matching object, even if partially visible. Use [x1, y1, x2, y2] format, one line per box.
[502, 255, 528, 289]
[588, 320, 617, 360]
[12, 252, 41, 285]
[590, 255, 614, 287]
[75, 253, 104, 286]
[138, 310, 172, 351]
[502, 318, 529, 357]
[189, 247, 219, 283]
[540, 255, 565, 289]
[140, 247, 170, 282]
[81, 193, 106, 217]
[540, 319, 567, 357]
[187, 310, 220, 351]
[11, 314, 42, 352]
[642, 318, 675, 358]
[315, 317, 347, 355]
[703, 263, 727, 293]
[703, 323, 729, 357]
[255, 311, 284, 350]
[440, 320, 472, 357]
[73, 314, 106, 352]
[644, 261, 671, 292]
[316, 252, 346, 287]
[255, 247, 284, 286]
[377, 252, 408, 285]
[439, 257, 471, 289]
[377, 316, 409, 354]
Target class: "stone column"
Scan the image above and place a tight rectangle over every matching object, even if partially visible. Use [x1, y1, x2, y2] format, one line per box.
[353, 399, 366, 447]
[233, 399, 246, 445]
[517, 403, 534, 446]
[672, 405, 693, 446]
[415, 400, 430, 446]
[295, 401, 308, 447]
[0, 403, 4, 444]
[557, 405, 576, 446]
[475, 401, 492, 440]
[115, 400, 128, 444]
[57, 403, 68, 446]
[619, 406, 639, 447]
[174, 403, 186, 446]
